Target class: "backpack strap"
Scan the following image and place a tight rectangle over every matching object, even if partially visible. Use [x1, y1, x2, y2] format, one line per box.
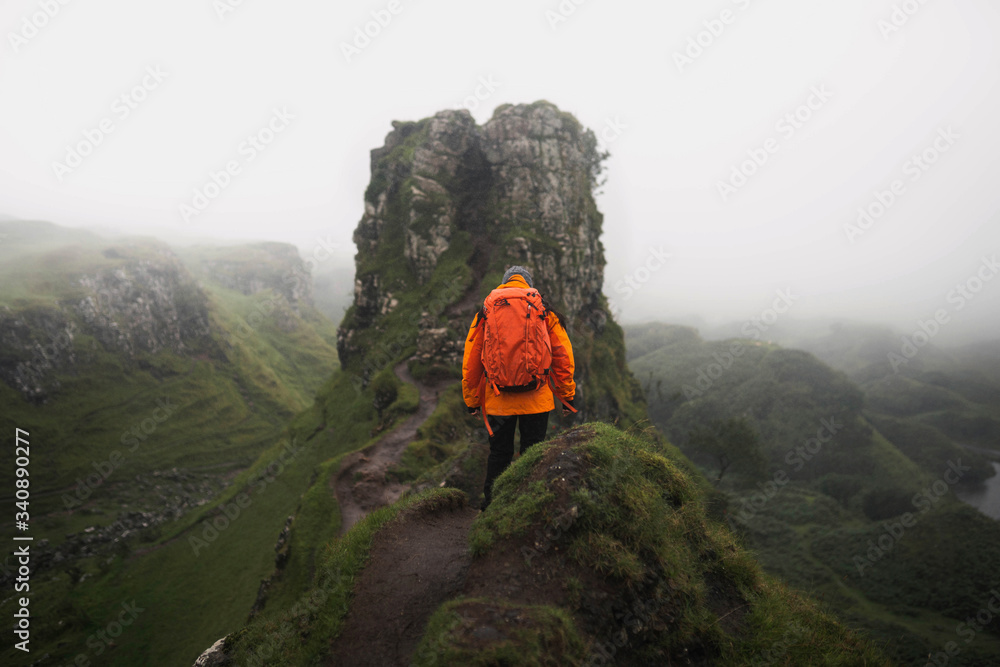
[474, 310, 497, 437]
[478, 375, 494, 437]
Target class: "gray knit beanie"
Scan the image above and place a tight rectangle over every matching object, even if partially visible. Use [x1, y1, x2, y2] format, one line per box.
[502, 265, 534, 287]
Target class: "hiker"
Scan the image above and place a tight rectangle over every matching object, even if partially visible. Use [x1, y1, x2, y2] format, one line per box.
[462, 266, 576, 511]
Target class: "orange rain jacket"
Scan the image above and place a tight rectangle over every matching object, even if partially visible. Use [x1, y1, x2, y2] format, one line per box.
[462, 275, 576, 416]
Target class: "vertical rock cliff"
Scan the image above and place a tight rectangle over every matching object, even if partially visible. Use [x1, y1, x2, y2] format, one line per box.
[337, 101, 644, 423]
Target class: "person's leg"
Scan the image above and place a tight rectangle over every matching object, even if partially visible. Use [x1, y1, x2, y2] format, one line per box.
[481, 415, 516, 510]
[517, 412, 550, 455]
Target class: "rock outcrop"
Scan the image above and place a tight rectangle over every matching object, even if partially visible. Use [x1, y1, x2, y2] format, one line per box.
[74, 253, 211, 357]
[337, 101, 641, 423]
[0, 245, 211, 403]
[190, 242, 314, 309]
[0, 236, 324, 403]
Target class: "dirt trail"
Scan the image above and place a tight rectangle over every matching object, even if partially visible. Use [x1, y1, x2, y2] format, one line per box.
[326, 504, 477, 666]
[333, 362, 455, 535]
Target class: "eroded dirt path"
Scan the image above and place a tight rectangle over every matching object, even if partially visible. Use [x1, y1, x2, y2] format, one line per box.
[326, 504, 477, 666]
[332, 362, 455, 535]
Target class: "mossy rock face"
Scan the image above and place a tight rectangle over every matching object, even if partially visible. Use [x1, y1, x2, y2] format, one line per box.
[337, 102, 640, 427]
[445, 423, 889, 666]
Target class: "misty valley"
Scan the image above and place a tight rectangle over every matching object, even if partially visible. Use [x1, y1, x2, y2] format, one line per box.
[2, 103, 999, 666]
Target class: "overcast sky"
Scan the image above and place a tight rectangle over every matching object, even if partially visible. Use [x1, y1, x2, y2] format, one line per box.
[2, 0, 999, 344]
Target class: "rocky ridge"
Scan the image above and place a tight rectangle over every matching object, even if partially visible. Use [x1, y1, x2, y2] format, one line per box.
[0, 246, 211, 402]
[0, 239, 319, 403]
[337, 101, 639, 423]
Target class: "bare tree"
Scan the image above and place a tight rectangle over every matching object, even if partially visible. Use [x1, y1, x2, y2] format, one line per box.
[689, 417, 766, 485]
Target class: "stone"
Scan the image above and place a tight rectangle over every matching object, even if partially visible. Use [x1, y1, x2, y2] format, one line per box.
[192, 636, 231, 667]
[337, 101, 636, 423]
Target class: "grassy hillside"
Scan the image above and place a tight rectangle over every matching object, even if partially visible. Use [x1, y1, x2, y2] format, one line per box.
[626, 322, 1000, 666]
[228, 423, 889, 665]
[761, 321, 1000, 456]
[0, 221, 341, 665]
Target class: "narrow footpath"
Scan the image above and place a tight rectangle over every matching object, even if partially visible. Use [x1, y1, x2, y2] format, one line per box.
[326, 503, 477, 666]
[332, 362, 455, 534]
[328, 361, 477, 666]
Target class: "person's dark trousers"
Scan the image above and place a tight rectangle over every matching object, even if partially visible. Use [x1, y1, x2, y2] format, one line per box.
[481, 412, 549, 510]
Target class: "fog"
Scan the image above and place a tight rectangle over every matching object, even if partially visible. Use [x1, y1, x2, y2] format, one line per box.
[3, 0, 999, 345]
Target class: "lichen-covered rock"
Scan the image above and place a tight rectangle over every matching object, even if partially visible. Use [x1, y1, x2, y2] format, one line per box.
[338, 101, 644, 424]
[192, 636, 231, 667]
[0, 248, 212, 402]
[0, 306, 78, 402]
[73, 257, 210, 358]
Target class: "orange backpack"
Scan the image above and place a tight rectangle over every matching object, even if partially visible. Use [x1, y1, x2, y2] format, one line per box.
[481, 286, 552, 393]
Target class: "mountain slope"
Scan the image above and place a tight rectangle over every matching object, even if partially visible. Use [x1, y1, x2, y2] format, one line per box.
[336, 101, 645, 426]
[210, 104, 886, 666]
[626, 321, 1000, 665]
[227, 424, 888, 666]
[752, 320, 1000, 456]
[0, 221, 340, 666]
[238, 102, 651, 634]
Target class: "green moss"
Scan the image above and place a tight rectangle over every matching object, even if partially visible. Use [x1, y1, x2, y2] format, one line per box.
[380, 120, 430, 169]
[413, 598, 587, 667]
[392, 383, 469, 482]
[461, 422, 889, 665]
[228, 487, 467, 666]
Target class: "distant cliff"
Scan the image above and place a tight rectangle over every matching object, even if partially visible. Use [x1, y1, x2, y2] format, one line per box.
[0, 221, 342, 666]
[337, 101, 643, 423]
[180, 242, 314, 311]
[0, 239, 210, 402]
[0, 229, 327, 404]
